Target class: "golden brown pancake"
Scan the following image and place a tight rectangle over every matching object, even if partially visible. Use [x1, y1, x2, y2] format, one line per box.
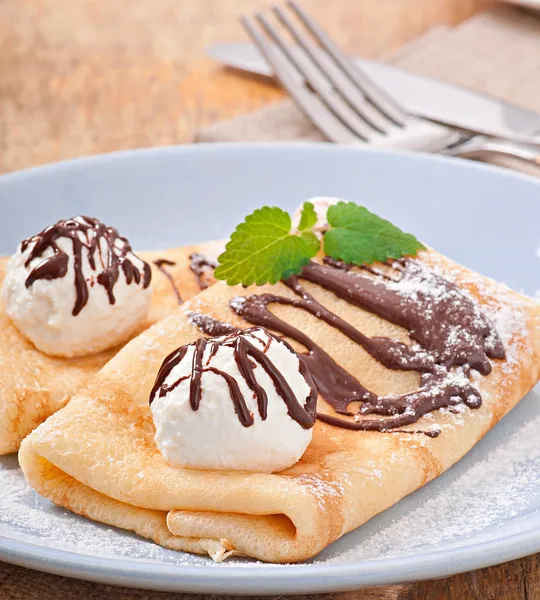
[0, 242, 220, 454]
[19, 249, 540, 562]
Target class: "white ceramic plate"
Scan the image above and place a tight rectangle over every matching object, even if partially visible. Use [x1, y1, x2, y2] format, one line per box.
[1, 144, 540, 595]
[500, 0, 540, 11]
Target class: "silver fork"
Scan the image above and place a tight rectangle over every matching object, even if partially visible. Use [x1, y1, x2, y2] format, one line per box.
[242, 1, 540, 173]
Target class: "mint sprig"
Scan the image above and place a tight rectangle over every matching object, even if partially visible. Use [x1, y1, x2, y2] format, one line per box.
[214, 206, 319, 286]
[324, 202, 425, 265]
[297, 201, 317, 231]
[215, 201, 424, 286]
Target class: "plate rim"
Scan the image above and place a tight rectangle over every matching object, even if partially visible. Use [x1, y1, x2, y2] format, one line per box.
[2, 142, 540, 594]
[2, 521, 540, 594]
[2, 140, 540, 186]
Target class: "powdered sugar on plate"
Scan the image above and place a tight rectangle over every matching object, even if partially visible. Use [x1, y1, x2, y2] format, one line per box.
[320, 387, 540, 564]
[0, 455, 199, 565]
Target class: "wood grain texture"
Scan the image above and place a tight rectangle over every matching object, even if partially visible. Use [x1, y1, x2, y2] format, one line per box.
[0, 0, 489, 173]
[4, 1, 536, 599]
[407, 557, 530, 600]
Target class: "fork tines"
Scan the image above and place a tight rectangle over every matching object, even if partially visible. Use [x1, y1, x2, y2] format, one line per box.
[242, 0, 409, 145]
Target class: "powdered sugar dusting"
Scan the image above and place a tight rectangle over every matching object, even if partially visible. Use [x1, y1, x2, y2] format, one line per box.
[0, 454, 266, 566]
[0, 456, 175, 562]
[427, 252, 530, 381]
[321, 391, 540, 563]
[292, 471, 346, 510]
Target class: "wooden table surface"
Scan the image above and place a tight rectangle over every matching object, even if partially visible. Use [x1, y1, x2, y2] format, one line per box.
[1, 1, 538, 599]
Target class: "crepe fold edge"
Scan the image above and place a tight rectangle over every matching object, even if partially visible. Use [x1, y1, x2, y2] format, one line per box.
[18, 389, 338, 563]
[18, 444, 240, 562]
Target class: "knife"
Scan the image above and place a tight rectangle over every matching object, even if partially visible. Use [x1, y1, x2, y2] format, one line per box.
[207, 42, 540, 144]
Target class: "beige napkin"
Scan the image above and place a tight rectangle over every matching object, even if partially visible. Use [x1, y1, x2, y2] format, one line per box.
[196, 6, 540, 144]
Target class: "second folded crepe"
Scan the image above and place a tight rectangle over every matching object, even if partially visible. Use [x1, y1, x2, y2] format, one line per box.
[0, 242, 220, 455]
[19, 249, 540, 562]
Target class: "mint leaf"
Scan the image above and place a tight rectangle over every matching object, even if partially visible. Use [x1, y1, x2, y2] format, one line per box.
[215, 206, 320, 286]
[298, 201, 317, 231]
[216, 201, 424, 287]
[299, 231, 320, 255]
[324, 202, 425, 265]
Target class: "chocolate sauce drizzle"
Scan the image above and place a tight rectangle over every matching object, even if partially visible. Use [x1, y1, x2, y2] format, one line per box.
[150, 328, 317, 429]
[188, 312, 238, 337]
[189, 253, 218, 291]
[22, 216, 151, 316]
[194, 259, 504, 434]
[153, 253, 218, 306]
[153, 259, 184, 304]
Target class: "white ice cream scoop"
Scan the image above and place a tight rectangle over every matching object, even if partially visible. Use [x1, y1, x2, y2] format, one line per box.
[2, 216, 152, 358]
[150, 327, 317, 473]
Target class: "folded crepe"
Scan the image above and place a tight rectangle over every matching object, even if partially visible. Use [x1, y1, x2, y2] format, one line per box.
[0, 242, 220, 455]
[19, 249, 540, 563]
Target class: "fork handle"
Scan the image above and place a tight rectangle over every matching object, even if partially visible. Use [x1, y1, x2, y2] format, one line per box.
[446, 137, 540, 177]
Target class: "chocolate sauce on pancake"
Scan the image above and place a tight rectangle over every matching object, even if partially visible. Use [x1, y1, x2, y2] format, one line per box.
[188, 313, 238, 337]
[193, 259, 504, 434]
[153, 259, 184, 304]
[189, 253, 218, 290]
[22, 216, 151, 316]
[150, 329, 317, 429]
[153, 253, 218, 305]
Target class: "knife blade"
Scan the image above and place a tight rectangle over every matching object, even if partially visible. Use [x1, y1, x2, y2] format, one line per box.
[207, 42, 540, 142]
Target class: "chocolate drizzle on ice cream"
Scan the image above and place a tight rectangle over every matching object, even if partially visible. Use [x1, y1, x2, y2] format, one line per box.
[150, 328, 317, 430]
[22, 216, 151, 316]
